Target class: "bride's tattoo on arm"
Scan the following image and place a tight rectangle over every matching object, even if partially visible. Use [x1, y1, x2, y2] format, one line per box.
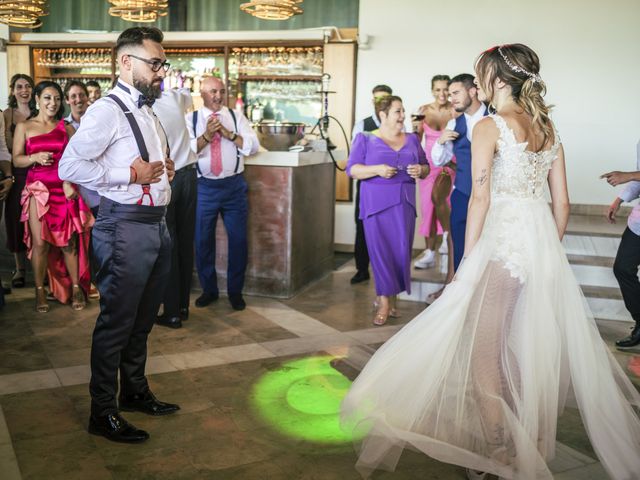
[476, 168, 488, 186]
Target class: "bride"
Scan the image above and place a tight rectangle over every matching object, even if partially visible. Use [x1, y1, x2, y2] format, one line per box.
[341, 44, 640, 480]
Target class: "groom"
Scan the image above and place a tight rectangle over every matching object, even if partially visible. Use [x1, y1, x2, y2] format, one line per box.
[431, 74, 487, 270]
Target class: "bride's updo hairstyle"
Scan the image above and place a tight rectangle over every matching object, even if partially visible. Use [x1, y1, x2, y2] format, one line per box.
[475, 43, 553, 151]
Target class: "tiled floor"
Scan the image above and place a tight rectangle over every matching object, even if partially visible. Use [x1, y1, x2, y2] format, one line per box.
[0, 214, 638, 480]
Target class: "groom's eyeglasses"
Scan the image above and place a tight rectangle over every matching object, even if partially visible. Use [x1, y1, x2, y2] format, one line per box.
[128, 54, 171, 73]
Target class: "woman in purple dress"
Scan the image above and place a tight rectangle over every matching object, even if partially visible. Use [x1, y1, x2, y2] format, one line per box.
[347, 96, 429, 325]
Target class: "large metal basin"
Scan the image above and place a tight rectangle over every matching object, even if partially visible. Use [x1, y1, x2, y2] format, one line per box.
[255, 122, 306, 151]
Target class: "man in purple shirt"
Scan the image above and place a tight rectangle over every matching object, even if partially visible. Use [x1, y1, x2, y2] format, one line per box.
[602, 139, 640, 348]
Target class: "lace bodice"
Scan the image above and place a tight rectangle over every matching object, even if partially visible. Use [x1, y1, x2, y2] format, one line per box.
[490, 114, 560, 200]
[484, 115, 561, 283]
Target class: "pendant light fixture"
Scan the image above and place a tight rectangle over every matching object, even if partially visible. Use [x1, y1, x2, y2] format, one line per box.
[0, 0, 49, 28]
[108, 0, 168, 23]
[240, 0, 303, 21]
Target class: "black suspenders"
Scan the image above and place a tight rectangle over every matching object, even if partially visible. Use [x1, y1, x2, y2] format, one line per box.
[192, 108, 240, 175]
[108, 94, 150, 161]
[107, 93, 159, 205]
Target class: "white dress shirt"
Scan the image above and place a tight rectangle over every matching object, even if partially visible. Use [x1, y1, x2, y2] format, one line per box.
[431, 104, 487, 166]
[64, 114, 80, 131]
[186, 106, 259, 180]
[351, 112, 380, 141]
[152, 88, 197, 171]
[63, 112, 101, 208]
[619, 140, 640, 236]
[0, 114, 11, 162]
[59, 79, 171, 206]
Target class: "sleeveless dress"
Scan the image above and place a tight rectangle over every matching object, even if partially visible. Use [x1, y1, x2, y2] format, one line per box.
[20, 120, 94, 303]
[417, 122, 456, 237]
[342, 115, 640, 480]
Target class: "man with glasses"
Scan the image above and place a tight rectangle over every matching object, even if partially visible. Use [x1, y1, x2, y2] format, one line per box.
[60, 26, 178, 444]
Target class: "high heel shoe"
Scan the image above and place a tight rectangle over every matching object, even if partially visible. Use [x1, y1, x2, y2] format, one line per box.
[11, 269, 25, 288]
[88, 283, 100, 299]
[372, 308, 389, 326]
[373, 300, 400, 318]
[35, 286, 49, 313]
[71, 284, 86, 311]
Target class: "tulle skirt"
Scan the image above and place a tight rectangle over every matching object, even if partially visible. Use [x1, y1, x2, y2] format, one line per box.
[341, 196, 640, 479]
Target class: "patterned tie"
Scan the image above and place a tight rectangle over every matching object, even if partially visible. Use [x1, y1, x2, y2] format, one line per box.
[209, 113, 223, 177]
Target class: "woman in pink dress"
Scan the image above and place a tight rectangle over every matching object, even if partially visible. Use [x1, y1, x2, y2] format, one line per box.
[12, 81, 93, 312]
[414, 76, 457, 293]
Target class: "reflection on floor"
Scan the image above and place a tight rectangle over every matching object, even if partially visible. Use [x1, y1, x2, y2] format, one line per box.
[0, 214, 638, 480]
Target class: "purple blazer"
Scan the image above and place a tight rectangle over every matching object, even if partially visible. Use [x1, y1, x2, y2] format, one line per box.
[347, 132, 427, 219]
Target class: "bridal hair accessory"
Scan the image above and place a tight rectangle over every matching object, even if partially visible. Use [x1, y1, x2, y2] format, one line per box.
[497, 46, 542, 83]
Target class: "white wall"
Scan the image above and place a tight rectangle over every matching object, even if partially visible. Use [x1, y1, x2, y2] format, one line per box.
[335, 0, 640, 247]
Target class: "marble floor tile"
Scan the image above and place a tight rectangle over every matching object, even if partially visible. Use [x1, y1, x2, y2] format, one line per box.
[55, 364, 91, 387]
[145, 354, 179, 375]
[0, 443, 22, 480]
[206, 343, 275, 364]
[164, 349, 228, 371]
[0, 369, 61, 396]
[548, 442, 597, 473]
[260, 333, 359, 357]
[14, 431, 113, 480]
[248, 302, 339, 336]
[345, 324, 404, 345]
[554, 462, 610, 479]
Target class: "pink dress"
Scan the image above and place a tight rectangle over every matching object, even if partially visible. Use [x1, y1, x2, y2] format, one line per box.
[417, 122, 456, 237]
[20, 120, 94, 303]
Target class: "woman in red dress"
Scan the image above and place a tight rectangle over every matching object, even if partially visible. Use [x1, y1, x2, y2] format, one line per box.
[12, 81, 93, 312]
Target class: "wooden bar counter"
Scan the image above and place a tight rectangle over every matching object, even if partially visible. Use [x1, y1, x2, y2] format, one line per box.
[212, 151, 341, 298]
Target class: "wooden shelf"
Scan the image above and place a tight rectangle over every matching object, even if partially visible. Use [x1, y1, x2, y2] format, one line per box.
[235, 75, 322, 82]
[45, 73, 113, 79]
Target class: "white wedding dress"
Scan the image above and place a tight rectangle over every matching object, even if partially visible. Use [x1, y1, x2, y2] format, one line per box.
[341, 115, 640, 479]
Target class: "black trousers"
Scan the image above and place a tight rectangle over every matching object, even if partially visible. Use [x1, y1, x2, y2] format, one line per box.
[354, 180, 370, 274]
[162, 166, 197, 316]
[89, 205, 100, 285]
[613, 227, 640, 324]
[89, 198, 171, 417]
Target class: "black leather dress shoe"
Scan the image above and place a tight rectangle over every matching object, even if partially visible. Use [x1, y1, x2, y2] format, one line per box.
[195, 292, 218, 307]
[616, 323, 640, 348]
[179, 307, 189, 320]
[350, 271, 370, 285]
[228, 293, 246, 311]
[156, 315, 182, 329]
[88, 413, 149, 443]
[119, 390, 180, 416]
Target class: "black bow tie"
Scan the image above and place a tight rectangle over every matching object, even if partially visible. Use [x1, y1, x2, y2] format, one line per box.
[137, 95, 155, 109]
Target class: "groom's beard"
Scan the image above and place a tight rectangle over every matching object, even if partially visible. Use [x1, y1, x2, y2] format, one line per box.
[133, 75, 162, 100]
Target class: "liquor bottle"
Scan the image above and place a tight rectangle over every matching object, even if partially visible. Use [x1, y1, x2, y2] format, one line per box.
[235, 93, 245, 115]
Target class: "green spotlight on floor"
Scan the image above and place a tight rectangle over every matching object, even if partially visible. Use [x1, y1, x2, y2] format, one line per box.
[250, 355, 363, 444]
